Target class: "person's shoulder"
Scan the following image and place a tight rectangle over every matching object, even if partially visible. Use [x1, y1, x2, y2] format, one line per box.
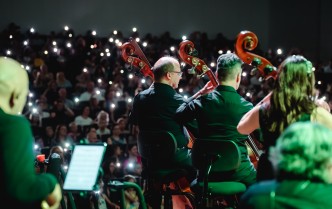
[240, 180, 277, 208]
[246, 180, 277, 194]
[0, 112, 29, 126]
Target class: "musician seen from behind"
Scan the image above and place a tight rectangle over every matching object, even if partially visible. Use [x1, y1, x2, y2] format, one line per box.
[175, 53, 257, 187]
[0, 57, 62, 209]
[237, 55, 332, 181]
[129, 56, 198, 209]
[239, 121, 332, 209]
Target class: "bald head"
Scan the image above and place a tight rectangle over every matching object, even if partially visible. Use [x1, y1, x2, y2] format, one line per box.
[153, 56, 180, 81]
[0, 57, 29, 114]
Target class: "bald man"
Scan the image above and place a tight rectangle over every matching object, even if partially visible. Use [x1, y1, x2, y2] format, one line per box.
[129, 56, 198, 209]
[0, 57, 62, 209]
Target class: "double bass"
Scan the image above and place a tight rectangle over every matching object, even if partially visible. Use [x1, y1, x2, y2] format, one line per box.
[121, 37, 154, 79]
[178, 40, 219, 88]
[234, 30, 278, 168]
[178, 40, 219, 148]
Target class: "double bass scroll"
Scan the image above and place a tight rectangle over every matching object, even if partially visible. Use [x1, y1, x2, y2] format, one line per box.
[235, 31, 278, 80]
[121, 37, 154, 79]
[178, 40, 219, 88]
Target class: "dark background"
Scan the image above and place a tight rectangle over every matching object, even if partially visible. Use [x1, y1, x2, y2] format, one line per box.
[1, 0, 331, 63]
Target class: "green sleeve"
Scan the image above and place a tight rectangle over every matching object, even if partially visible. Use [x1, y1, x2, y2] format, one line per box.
[2, 114, 58, 203]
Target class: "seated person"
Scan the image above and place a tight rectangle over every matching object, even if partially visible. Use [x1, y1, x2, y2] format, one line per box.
[239, 121, 332, 209]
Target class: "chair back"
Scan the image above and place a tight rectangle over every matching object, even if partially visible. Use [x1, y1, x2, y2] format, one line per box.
[191, 139, 241, 173]
[138, 130, 177, 167]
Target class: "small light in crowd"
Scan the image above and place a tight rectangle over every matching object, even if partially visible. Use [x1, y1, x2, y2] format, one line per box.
[115, 39, 119, 44]
[218, 50, 223, 54]
[128, 74, 134, 79]
[135, 37, 140, 42]
[226, 50, 231, 54]
[32, 107, 38, 113]
[92, 30, 97, 36]
[113, 30, 118, 35]
[183, 95, 188, 100]
[109, 37, 114, 42]
[29, 92, 34, 98]
[181, 62, 186, 67]
[179, 88, 184, 93]
[6, 50, 11, 55]
[68, 33, 73, 38]
[318, 81, 322, 85]
[97, 78, 102, 83]
[242, 72, 247, 77]
[90, 44, 94, 49]
[132, 27, 137, 32]
[66, 42, 72, 48]
[182, 35, 187, 41]
[25, 65, 31, 71]
[127, 98, 132, 103]
[23, 40, 29, 46]
[210, 62, 215, 67]
[65, 142, 71, 148]
[128, 162, 134, 169]
[142, 42, 148, 47]
[83, 68, 88, 73]
[109, 81, 113, 85]
[321, 96, 327, 101]
[276, 48, 283, 55]
[44, 50, 48, 55]
[64, 25, 69, 31]
[116, 162, 121, 167]
[170, 46, 175, 52]
[53, 48, 58, 53]
[100, 52, 104, 57]
[96, 90, 101, 95]
[34, 144, 39, 150]
[64, 148, 68, 152]
[312, 67, 316, 72]
[28, 102, 33, 107]
[52, 41, 57, 46]
[117, 42, 123, 47]
[63, 165, 68, 170]
[246, 92, 251, 97]
[30, 28, 35, 33]
[107, 52, 111, 57]
[111, 103, 116, 109]
[116, 92, 121, 97]
[105, 48, 110, 53]
[141, 78, 146, 84]
[9, 35, 13, 39]
[74, 97, 80, 103]
[120, 69, 124, 74]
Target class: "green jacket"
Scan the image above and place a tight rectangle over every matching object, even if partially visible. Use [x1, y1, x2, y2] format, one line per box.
[240, 180, 332, 209]
[0, 108, 58, 208]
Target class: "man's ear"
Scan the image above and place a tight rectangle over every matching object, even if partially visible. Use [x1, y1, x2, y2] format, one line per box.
[9, 92, 15, 108]
[236, 73, 240, 83]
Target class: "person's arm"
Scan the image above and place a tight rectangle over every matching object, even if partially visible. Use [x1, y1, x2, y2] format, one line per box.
[4, 116, 62, 207]
[187, 81, 215, 102]
[237, 92, 271, 135]
[312, 107, 332, 130]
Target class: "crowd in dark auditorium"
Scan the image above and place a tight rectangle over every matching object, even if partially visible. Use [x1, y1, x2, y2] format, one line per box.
[1, 22, 332, 209]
